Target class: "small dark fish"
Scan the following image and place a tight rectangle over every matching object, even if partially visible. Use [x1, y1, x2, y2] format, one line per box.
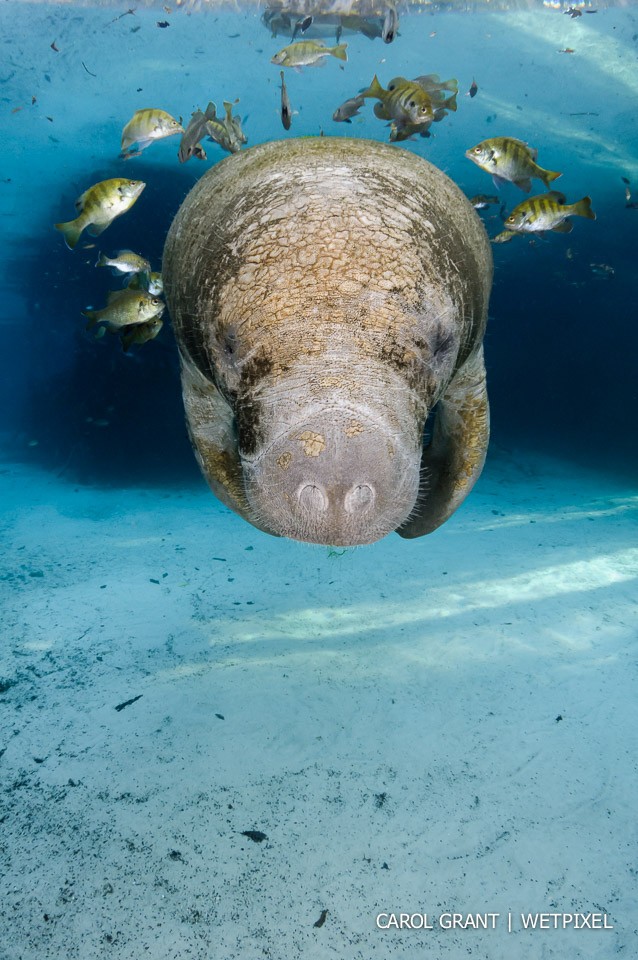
[564, 6, 582, 16]
[332, 94, 365, 123]
[382, 4, 398, 43]
[50, 40, 59, 52]
[280, 70, 292, 131]
[314, 909, 328, 928]
[621, 176, 630, 185]
[292, 15, 313, 40]
[469, 78, 478, 98]
[558, 48, 575, 54]
[156, 20, 170, 28]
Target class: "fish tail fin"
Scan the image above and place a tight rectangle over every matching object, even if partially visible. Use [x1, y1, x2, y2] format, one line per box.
[442, 78, 458, 92]
[95, 252, 109, 268]
[54, 218, 83, 250]
[572, 196, 596, 220]
[444, 92, 458, 112]
[331, 42, 348, 61]
[542, 168, 562, 187]
[81, 309, 98, 330]
[361, 74, 383, 99]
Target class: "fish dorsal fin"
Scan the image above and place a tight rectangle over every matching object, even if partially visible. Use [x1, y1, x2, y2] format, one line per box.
[387, 76, 408, 90]
[552, 220, 573, 233]
[106, 289, 129, 304]
[546, 190, 566, 204]
[204, 102, 217, 121]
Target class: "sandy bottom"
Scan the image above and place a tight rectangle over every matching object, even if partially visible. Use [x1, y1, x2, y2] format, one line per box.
[1, 449, 636, 959]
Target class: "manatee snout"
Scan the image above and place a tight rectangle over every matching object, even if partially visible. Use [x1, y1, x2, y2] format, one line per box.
[241, 406, 420, 546]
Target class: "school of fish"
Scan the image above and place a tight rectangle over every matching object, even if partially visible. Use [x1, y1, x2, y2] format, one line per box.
[54, 1, 598, 353]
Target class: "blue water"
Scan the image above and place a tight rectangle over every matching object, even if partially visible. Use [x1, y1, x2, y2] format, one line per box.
[1, 0, 637, 481]
[1, 3, 637, 959]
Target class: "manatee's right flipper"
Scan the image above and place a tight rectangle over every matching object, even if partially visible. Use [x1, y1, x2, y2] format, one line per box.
[398, 346, 489, 538]
[179, 353, 275, 535]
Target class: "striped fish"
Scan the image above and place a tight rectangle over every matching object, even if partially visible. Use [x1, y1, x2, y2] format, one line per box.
[362, 75, 434, 126]
[503, 191, 596, 234]
[82, 289, 164, 333]
[465, 136, 561, 192]
[271, 40, 348, 68]
[54, 178, 145, 250]
[121, 108, 183, 158]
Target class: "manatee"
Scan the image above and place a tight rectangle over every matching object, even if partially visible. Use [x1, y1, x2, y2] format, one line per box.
[163, 137, 492, 546]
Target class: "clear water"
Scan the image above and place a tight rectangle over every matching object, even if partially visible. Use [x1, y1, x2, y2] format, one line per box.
[1, 2, 637, 958]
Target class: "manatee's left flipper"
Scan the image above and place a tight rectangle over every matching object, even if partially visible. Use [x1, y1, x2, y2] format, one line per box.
[398, 346, 489, 538]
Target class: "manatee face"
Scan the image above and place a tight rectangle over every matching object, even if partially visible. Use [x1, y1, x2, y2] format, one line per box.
[164, 138, 492, 546]
[238, 402, 421, 546]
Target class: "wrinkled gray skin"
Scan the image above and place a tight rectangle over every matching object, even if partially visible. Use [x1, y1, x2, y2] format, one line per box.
[163, 138, 492, 546]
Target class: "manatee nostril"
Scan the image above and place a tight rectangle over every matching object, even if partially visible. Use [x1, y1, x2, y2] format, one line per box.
[298, 483, 328, 512]
[344, 483, 374, 514]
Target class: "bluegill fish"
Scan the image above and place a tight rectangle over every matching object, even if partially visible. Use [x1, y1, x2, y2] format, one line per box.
[271, 40, 348, 68]
[55, 178, 145, 250]
[178, 109, 209, 163]
[120, 108, 183, 158]
[338, 15, 382, 40]
[465, 137, 561, 192]
[382, 77, 456, 141]
[332, 94, 365, 123]
[503, 191, 595, 234]
[96, 249, 151, 276]
[127, 270, 163, 295]
[82, 289, 164, 333]
[413, 73, 458, 94]
[121, 316, 164, 352]
[204, 100, 247, 155]
[382, 3, 398, 43]
[362, 75, 433, 126]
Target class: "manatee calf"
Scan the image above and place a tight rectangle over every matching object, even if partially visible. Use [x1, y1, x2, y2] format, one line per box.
[163, 138, 492, 546]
